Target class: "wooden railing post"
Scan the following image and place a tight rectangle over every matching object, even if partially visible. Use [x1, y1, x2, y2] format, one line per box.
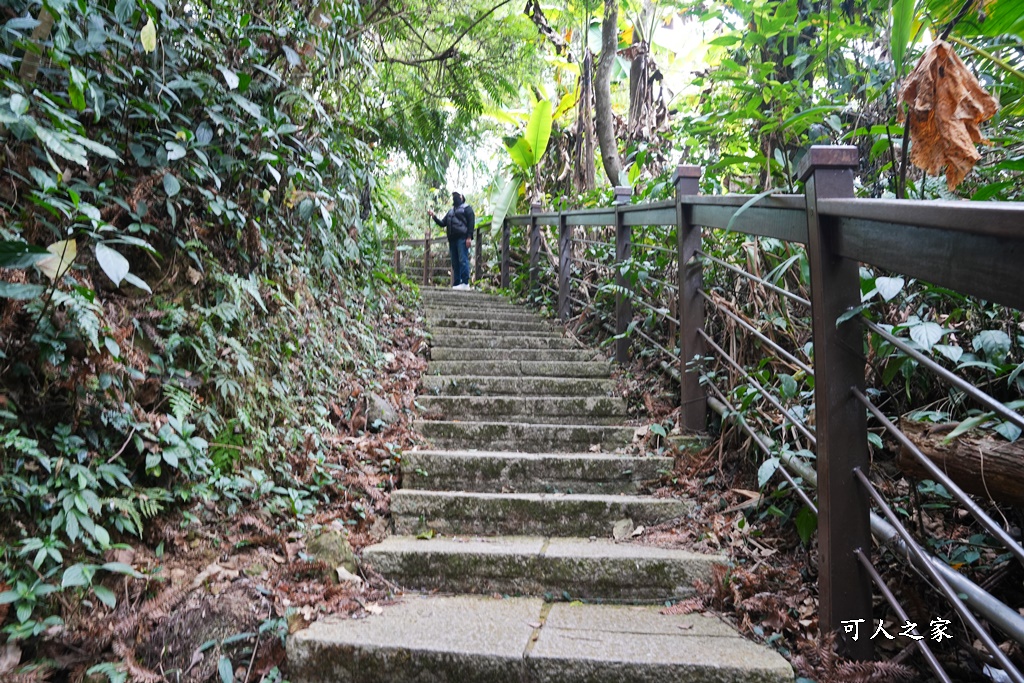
[798, 145, 872, 660]
[558, 212, 570, 321]
[395, 243, 402, 276]
[528, 201, 542, 301]
[423, 234, 431, 288]
[674, 165, 706, 431]
[474, 223, 483, 283]
[613, 186, 632, 363]
[500, 218, 511, 289]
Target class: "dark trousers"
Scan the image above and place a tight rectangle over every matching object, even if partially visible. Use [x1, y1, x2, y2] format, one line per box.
[449, 238, 470, 286]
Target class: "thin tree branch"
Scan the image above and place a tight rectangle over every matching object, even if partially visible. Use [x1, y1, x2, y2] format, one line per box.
[940, 0, 977, 40]
[380, 0, 514, 66]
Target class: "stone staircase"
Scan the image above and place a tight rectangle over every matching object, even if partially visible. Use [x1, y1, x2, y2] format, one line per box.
[287, 288, 793, 682]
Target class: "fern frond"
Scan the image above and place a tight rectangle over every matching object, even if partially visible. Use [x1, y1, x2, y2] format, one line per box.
[164, 384, 199, 423]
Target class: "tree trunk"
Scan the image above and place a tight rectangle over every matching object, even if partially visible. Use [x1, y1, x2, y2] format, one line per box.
[573, 51, 597, 193]
[594, 0, 623, 186]
[628, 0, 655, 122]
[897, 419, 1024, 507]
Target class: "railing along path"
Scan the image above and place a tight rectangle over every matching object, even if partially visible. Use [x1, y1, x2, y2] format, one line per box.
[495, 146, 1024, 680]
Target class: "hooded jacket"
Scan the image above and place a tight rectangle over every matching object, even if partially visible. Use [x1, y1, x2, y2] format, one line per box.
[432, 193, 475, 241]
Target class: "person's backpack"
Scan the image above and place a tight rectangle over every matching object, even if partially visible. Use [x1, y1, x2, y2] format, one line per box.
[448, 205, 470, 239]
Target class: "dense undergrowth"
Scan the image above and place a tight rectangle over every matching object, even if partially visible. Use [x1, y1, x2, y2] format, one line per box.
[0, 1, 433, 679]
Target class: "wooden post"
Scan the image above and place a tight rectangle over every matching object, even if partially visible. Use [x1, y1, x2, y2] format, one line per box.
[423, 230, 431, 288]
[675, 165, 706, 431]
[528, 201, 542, 301]
[500, 218, 511, 289]
[798, 145, 872, 660]
[395, 243, 402, 276]
[474, 222, 483, 283]
[558, 211, 570, 322]
[613, 186, 631, 363]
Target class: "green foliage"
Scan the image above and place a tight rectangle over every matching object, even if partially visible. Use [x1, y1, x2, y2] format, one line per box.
[0, 0, 419, 648]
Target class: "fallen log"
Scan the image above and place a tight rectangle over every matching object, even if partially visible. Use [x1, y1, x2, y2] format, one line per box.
[897, 418, 1024, 507]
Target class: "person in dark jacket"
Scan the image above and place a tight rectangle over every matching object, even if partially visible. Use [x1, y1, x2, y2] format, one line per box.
[428, 191, 475, 289]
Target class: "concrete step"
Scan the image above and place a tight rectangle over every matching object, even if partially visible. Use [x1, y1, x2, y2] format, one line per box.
[416, 396, 626, 426]
[423, 301, 523, 312]
[287, 596, 793, 683]
[428, 327, 563, 339]
[422, 290, 511, 302]
[426, 360, 612, 378]
[427, 335, 580, 350]
[392, 490, 687, 536]
[430, 319, 554, 333]
[429, 348, 599, 362]
[425, 311, 545, 324]
[363, 536, 722, 601]
[402, 451, 669, 494]
[414, 420, 635, 452]
[419, 375, 618, 397]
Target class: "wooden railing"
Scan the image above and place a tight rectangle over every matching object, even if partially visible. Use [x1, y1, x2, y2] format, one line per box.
[502, 145, 1024, 678]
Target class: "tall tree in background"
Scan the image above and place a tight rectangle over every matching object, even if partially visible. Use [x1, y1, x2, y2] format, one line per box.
[595, 0, 625, 184]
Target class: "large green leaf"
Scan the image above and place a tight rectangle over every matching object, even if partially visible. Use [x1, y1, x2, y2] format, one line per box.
[524, 99, 553, 166]
[490, 175, 521, 234]
[506, 137, 535, 171]
[0, 240, 50, 268]
[891, 0, 915, 79]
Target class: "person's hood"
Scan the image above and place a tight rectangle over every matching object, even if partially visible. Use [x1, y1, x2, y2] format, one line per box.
[451, 192, 464, 207]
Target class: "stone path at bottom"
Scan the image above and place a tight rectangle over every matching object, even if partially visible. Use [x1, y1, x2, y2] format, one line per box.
[287, 288, 793, 682]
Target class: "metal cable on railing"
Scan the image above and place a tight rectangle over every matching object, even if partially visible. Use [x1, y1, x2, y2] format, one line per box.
[854, 468, 1024, 683]
[703, 388, 818, 512]
[697, 249, 811, 307]
[860, 318, 1024, 432]
[632, 296, 680, 327]
[575, 237, 616, 248]
[638, 273, 679, 292]
[576, 257, 612, 270]
[852, 392, 1024, 566]
[853, 549, 952, 683]
[629, 241, 677, 256]
[696, 327, 817, 446]
[632, 326, 676, 359]
[699, 289, 814, 377]
[567, 275, 599, 291]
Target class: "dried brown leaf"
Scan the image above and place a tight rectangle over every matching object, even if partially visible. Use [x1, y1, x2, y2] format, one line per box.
[900, 40, 999, 190]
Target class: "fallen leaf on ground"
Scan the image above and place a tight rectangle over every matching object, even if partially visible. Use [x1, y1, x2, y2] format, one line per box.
[336, 566, 364, 585]
[900, 39, 999, 189]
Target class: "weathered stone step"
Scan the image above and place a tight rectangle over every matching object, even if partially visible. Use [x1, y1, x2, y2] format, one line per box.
[363, 536, 722, 601]
[287, 596, 793, 683]
[425, 311, 545, 324]
[429, 348, 598, 362]
[427, 335, 579, 350]
[429, 327, 563, 339]
[392, 490, 686, 536]
[419, 375, 617, 397]
[426, 360, 612, 378]
[422, 290, 509, 302]
[423, 301, 523, 311]
[414, 420, 635, 452]
[431, 319, 554, 332]
[402, 451, 668, 494]
[417, 396, 626, 426]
